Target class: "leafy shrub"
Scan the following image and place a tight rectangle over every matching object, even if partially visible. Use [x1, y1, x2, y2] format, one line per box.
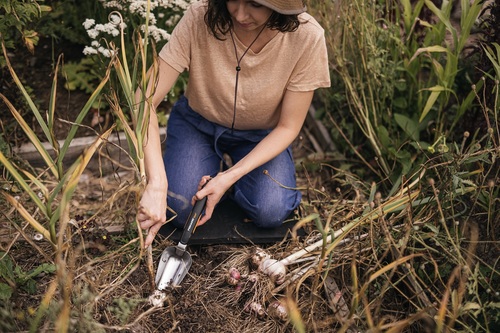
[308, 0, 492, 194]
[37, 0, 102, 45]
[0, 0, 51, 59]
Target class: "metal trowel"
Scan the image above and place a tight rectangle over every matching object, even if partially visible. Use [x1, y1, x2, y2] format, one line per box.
[155, 196, 207, 290]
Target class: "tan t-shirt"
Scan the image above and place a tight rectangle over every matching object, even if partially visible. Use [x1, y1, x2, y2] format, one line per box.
[159, 1, 331, 130]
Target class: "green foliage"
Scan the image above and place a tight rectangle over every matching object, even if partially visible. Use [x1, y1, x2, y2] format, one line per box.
[102, 4, 184, 180]
[0, 39, 112, 246]
[303, 1, 500, 330]
[78, 1, 190, 109]
[413, 144, 499, 331]
[484, 43, 500, 83]
[409, 0, 483, 131]
[63, 57, 104, 94]
[107, 297, 142, 324]
[0, 0, 51, 56]
[304, 126, 499, 331]
[0, 252, 55, 300]
[37, 0, 100, 45]
[309, 0, 490, 195]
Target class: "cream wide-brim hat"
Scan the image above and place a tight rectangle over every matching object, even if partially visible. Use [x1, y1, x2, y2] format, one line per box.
[253, 0, 306, 15]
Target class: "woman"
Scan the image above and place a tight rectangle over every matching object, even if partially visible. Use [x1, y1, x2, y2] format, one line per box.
[137, 0, 330, 247]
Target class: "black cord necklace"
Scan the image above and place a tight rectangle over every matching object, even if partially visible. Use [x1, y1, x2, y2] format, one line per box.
[228, 23, 268, 131]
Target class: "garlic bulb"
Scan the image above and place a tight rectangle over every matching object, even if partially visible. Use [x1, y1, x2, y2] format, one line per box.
[258, 258, 286, 285]
[267, 299, 288, 321]
[247, 273, 260, 283]
[148, 290, 167, 307]
[226, 267, 241, 286]
[244, 301, 266, 319]
[250, 247, 270, 268]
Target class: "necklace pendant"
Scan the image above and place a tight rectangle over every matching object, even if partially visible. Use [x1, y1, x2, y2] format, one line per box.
[236, 66, 241, 72]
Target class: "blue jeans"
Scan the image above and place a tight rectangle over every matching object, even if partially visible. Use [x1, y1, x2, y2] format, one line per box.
[162, 95, 301, 229]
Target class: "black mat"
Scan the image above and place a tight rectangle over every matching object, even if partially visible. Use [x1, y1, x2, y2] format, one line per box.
[159, 199, 304, 245]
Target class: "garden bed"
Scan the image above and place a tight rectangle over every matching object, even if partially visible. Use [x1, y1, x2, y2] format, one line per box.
[1, 2, 499, 330]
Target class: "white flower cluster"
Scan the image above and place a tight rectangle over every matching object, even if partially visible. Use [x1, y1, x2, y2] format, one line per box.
[83, 0, 195, 57]
[83, 15, 124, 57]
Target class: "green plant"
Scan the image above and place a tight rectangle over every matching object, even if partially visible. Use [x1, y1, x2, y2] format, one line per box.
[0, 36, 118, 330]
[63, 57, 102, 93]
[0, 0, 51, 59]
[76, 0, 190, 107]
[0, 251, 56, 301]
[37, 0, 100, 45]
[0, 39, 113, 247]
[297, 135, 499, 332]
[307, 0, 488, 195]
[103, 8, 166, 289]
[107, 297, 143, 324]
[407, 0, 483, 133]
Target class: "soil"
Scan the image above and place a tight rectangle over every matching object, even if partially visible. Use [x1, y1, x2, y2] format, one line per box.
[1, 38, 345, 332]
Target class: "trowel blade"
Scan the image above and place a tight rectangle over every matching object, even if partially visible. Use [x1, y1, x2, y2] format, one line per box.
[155, 246, 192, 290]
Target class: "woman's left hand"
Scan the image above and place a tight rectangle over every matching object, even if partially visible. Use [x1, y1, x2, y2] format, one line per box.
[192, 173, 233, 225]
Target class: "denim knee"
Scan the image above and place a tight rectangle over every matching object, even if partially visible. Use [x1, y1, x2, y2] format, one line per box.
[249, 199, 296, 228]
[234, 188, 301, 228]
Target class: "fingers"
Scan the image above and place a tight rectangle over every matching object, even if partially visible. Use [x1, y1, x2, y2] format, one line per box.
[193, 174, 223, 225]
[136, 205, 166, 248]
[197, 203, 214, 226]
[136, 207, 152, 225]
[198, 175, 212, 190]
[137, 209, 165, 229]
[193, 175, 213, 203]
[145, 222, 163, 247]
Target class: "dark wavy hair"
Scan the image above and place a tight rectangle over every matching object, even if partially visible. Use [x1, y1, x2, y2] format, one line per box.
[204, 0, 301, 40]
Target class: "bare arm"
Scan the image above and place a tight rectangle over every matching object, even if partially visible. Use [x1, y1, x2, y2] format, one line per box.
[195, 90, 315, 225]
[136, 59, 181, 247]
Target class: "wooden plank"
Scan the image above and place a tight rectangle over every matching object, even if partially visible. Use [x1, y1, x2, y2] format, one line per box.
[304, 105, 336, 153]
[13, 128, 167, 174]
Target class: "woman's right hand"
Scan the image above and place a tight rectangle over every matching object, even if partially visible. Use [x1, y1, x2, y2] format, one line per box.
[137, 183, 168, 248]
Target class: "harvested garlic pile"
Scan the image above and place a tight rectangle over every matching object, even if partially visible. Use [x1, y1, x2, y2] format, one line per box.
[250, 247, 287, 285]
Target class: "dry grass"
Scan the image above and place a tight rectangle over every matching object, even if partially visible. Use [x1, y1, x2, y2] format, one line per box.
[2, 137, 498, 333]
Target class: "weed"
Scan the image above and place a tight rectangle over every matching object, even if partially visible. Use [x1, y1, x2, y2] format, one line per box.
[0, 251, 55, 301]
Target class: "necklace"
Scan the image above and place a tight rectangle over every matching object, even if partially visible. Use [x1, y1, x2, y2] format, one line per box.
[228, 23, 268, 131]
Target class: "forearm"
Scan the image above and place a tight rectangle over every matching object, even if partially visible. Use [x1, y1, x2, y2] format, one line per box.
[143, 111, 167, 188]
[138, 59, 180, 188]
[136, 59, 181, 246]
[221, 90, 314, 184]
[221, 126, 298, 183]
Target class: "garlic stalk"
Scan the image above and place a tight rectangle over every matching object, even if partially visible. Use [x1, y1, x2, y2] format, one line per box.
[281, 188, 418, 266]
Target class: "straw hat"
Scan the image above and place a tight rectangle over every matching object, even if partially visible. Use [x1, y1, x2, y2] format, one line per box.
[253, 0, 306, 15]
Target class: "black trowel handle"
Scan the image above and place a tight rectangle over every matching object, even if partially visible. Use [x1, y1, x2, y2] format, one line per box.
[179, 196, 207, 246]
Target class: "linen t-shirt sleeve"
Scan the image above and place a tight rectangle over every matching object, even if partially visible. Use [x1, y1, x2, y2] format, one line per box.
[158, 3, 198, 73]
[287, 25, 331, 92]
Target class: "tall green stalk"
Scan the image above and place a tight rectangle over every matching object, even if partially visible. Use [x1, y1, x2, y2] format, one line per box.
[308, 0, 487, 193]
[104, 1, 162, 289]
[108, 9, 156, 182]
[411, 0, 483, 133]
[0, 39, 111, 246]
